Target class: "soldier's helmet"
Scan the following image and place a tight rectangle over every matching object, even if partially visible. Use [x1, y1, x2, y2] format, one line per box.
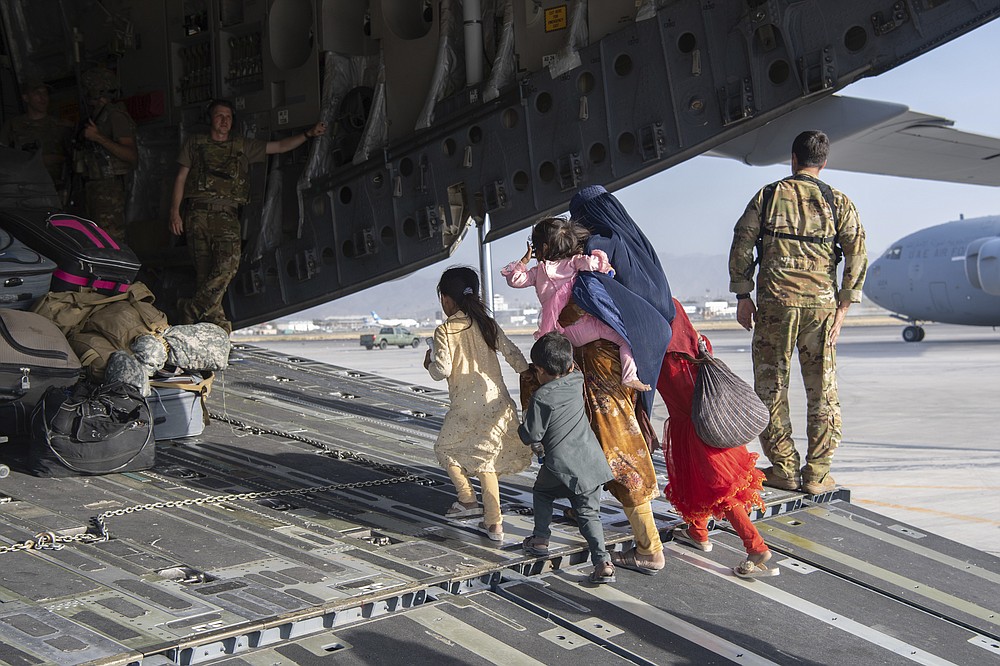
[81, 67, 118, 100]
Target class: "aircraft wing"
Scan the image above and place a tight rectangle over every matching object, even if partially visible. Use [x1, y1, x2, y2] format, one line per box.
[708, 95, 1000, 186]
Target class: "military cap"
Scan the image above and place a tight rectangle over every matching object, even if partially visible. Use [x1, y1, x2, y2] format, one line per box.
[81, 67, 118, 98]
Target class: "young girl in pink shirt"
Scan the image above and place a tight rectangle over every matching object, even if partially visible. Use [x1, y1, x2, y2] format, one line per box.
[501, 217, 650, 391]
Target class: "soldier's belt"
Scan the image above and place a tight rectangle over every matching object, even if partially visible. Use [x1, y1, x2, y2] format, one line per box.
[83, 174, 126, 184]
[189, 201, 238, 212]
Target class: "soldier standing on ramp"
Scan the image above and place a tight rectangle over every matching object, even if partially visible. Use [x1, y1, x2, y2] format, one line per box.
[78, 66, 138, 244]
[168, 99, 326, 334]
[728, 130, 868, 496]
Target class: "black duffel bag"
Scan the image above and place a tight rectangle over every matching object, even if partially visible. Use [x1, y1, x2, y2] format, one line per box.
[30, 381, 155, 477]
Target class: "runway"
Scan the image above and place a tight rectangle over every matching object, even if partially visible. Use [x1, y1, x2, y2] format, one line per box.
[262, 322, 1000, 556]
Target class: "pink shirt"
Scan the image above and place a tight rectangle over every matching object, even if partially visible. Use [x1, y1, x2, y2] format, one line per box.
[501, 250, 613, 338]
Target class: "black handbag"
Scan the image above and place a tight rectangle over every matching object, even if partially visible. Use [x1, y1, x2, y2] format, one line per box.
[30, 381, 155, 477]
[690, 338, 770, 449]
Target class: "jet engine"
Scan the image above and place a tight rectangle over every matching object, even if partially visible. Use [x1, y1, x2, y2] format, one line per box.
[965, 237, 1000, 295]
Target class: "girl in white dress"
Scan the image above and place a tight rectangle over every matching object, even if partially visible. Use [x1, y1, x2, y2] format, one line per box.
[424, 266, 531, 542]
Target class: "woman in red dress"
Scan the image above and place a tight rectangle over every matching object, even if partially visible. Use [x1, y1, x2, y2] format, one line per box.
[658, 302, 778, 578]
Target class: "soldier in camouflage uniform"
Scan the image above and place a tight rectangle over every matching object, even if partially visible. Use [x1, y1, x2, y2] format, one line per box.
[728, 130, 867, 496]
[169, 99, 326, 333]
[0, 78, 73, 200]
[79, 67, 138, 245]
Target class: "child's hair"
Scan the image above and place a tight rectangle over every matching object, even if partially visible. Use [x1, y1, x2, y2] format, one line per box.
[437, 266, 500, 351]
[531, 217, 591, 262]
[530, 332, 574, 376]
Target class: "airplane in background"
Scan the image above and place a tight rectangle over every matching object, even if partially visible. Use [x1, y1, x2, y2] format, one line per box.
[368, 311, 420, 329]
[863, 215, 1000, 341]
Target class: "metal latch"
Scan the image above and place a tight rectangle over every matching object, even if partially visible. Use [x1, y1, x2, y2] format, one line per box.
[20, 367, 30, 391]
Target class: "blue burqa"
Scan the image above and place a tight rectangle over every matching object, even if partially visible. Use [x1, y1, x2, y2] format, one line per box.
[569, 185, 674, 416]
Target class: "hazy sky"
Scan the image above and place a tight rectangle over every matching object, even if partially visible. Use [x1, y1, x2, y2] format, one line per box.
[300, 17, 1000, 319]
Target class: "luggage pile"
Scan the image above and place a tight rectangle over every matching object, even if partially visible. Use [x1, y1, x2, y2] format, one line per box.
[0, 199, 231, 477]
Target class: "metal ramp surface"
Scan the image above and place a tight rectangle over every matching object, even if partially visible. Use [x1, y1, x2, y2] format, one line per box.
[0, 345, 996, 665]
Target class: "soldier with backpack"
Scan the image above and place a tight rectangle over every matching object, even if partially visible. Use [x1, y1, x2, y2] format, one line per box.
[727, 130, 868, 496]
[168, 99, 326, 333]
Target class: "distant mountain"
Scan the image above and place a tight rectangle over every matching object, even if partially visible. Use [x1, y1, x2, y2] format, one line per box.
[289, 253, 732, 321]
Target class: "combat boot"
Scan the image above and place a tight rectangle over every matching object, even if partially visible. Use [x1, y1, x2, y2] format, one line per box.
[802, 474, 836, 496]
[761, 466, 800, 491]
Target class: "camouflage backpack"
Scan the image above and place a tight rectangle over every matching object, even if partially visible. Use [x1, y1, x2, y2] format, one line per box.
[185, 134, 251, 204]
[755, 173, 843, 268]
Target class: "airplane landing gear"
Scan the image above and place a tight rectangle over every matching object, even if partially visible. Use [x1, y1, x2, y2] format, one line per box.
[902, 325, 925, 342]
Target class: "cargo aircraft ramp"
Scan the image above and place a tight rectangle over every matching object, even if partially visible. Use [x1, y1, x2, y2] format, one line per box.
[0, 345, 997, 665]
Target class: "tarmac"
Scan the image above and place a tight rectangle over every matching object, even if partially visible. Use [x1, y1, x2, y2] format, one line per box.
[262, 321, 1000, 557]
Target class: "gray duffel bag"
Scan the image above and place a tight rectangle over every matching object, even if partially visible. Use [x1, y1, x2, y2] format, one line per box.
[690, 338, 770, 449]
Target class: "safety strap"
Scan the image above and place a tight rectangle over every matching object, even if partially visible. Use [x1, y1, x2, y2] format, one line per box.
[52, 269, 129, 293]
[149, 371, 214, 396]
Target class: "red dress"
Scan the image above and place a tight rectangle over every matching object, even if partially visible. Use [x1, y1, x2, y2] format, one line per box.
[657, 302, 766, 526]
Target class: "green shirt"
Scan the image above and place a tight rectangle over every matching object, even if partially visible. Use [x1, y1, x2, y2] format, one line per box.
[177, 134, 267, 205]
[728, 172, 868, 308]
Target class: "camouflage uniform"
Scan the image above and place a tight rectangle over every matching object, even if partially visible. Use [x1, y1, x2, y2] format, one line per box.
[729, 172, 867, 485]
[176, 134, 267, 333]
[0, 113, 73, 192]
[81, 102, 136, 245]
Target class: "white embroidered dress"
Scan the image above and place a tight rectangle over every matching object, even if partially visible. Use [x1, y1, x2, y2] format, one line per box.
[427, 313, 531, 475]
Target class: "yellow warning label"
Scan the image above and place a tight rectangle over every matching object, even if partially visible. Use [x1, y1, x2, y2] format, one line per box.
[545, 6, 568, 32]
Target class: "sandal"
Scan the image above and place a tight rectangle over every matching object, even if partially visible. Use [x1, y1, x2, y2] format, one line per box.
[734, 550, 779, 578]
[478, 521, 504, 542]
[610, 547, 663, 576]
[522, 536, 549, 557]
[445, 501, 482, 518]
[672, 526, 712, 552]
[588, 562, 616, 584]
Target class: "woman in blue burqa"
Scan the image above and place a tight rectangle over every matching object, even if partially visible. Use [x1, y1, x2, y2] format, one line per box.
[522, 185, 675, 574]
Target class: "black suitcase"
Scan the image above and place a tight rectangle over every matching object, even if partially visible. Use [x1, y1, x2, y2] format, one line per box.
[0, 209, 140, 296]
[0, 228, 56, 310]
